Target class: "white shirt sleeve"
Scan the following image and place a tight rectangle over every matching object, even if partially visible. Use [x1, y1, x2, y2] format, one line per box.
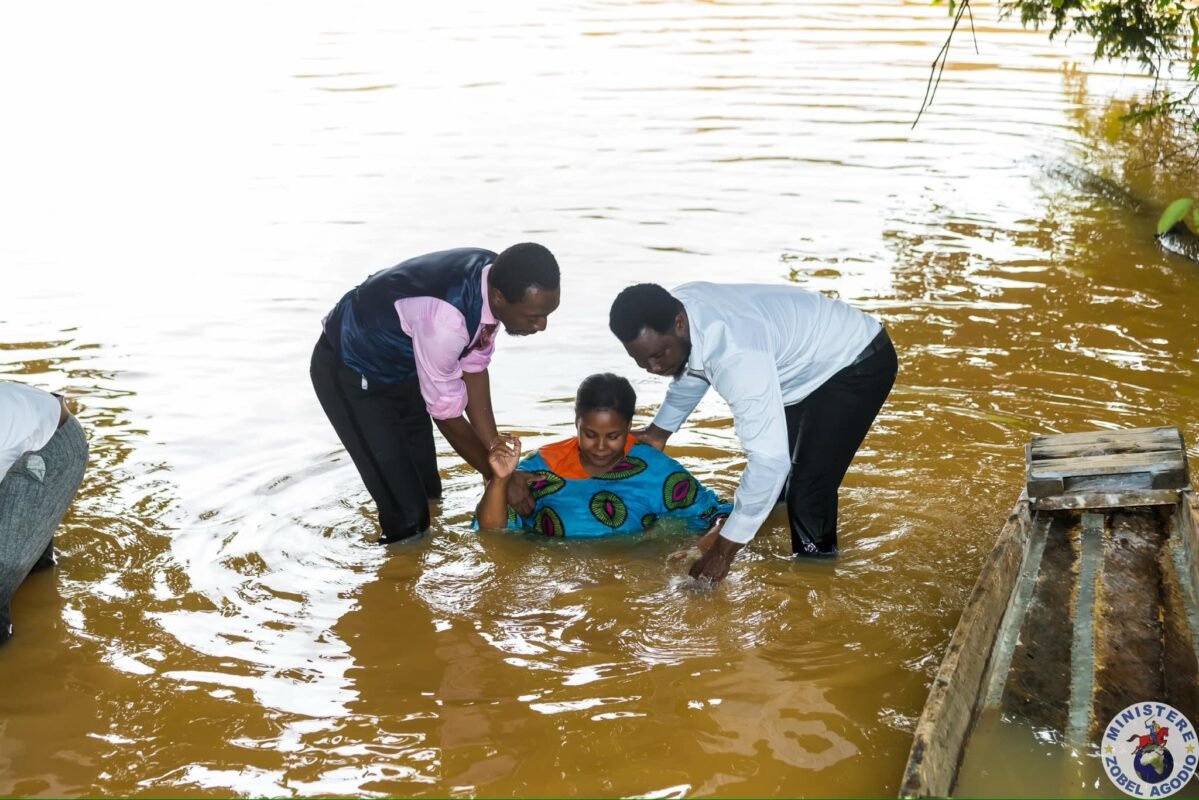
[0, 382, 62, 478]
[708, 348, 791, 544]
[650, 374, 709, 433]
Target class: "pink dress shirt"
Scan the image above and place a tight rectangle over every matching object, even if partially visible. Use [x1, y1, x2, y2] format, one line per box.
[395, 265, 498, 420]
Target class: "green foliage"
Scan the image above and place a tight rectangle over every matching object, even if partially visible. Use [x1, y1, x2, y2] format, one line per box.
[930, 1, 1199, 239]
[1002, 1, 1193, 75]
[1157, 197, 1194, 234]
[998, 1, 1199, 134]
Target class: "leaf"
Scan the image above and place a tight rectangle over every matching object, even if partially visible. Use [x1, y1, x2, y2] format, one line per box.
[1155, 196, 1194, 235]
[1157, 197, 1194, 235]
[1194, 207, 1199, 231]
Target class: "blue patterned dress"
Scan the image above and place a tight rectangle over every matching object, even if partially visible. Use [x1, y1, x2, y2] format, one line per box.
[493, 437, 731, 538]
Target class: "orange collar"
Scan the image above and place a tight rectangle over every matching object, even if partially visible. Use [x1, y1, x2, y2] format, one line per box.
[538, 433, 637, 479]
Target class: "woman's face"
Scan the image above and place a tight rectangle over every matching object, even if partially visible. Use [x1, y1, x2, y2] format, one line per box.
[576, 409, 631, 472]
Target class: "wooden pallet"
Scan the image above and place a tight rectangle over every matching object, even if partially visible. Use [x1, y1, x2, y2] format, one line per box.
[1026, 426, 1190, 511]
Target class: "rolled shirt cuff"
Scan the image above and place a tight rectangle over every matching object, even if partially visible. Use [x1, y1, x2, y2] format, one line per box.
[650, 405, 687, 433]
[716, 462, 790, 544]
[425, 390, 468, 421]
[717, 513, 761, 544]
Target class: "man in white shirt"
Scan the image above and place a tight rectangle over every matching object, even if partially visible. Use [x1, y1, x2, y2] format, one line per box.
[0, 382, 89, 644]
[609, 282, 896, 582]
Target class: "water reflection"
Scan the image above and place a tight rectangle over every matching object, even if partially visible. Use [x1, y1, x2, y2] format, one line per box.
[0, 331, 169, 797]
[1, 1, 1198, 797]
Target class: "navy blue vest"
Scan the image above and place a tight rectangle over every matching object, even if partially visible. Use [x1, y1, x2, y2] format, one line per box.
[324, 248, 495, 384]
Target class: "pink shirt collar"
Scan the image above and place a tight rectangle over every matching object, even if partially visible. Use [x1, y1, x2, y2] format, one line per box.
[480, 265, 497, 326]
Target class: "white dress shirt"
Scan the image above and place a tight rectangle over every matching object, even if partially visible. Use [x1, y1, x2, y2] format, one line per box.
[650, 282, 882, 544]
[0, 382, 62, 478]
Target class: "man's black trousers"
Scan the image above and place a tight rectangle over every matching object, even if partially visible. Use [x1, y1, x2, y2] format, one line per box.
[783, 331, 897, 557]
[310, 334, 441, 543]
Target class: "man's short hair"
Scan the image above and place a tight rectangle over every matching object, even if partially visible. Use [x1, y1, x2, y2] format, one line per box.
[490, 243, 560, 303]
[608, 283, 682, 342]
[575, 373, 637, 423]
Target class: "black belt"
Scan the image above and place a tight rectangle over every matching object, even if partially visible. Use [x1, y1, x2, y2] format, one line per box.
[850, 327, 890, 366]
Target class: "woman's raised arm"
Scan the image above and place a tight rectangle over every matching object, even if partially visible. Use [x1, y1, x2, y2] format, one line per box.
[477, 435, 522, 528]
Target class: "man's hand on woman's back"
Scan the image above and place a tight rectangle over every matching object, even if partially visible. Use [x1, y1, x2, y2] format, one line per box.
[632, 424, 671, 451]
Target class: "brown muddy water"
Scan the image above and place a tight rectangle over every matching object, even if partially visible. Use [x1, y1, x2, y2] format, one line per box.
[2, 1, 1198, 797]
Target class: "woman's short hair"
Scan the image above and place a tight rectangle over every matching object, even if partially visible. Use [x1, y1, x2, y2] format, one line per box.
[575, 373, 636, 423]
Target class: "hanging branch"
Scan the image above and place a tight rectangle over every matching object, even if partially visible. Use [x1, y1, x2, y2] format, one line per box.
[913, 0, 980, 129]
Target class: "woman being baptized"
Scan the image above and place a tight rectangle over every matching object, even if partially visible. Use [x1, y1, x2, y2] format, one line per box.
[477, 373, 730, 546]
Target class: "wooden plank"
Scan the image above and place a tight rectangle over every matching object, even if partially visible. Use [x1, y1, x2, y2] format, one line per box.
[1162, 495, 1199, 692]
[1027, 477, 1065, 499]
[1025, 443, 1044, 496]
[1159, 500, 1199, 733]
[1029, 432, 1180, 457]
[1030, 428, 1179, 448]
[1092, 510, 1171, 740]
[1029, 426, 1180, 449]
[999, 515, 1075, 731]
[899, 498, 1031, 799]
[1030, 470, 1187, 499]
[1030, 438, 1182, 461]
[1033, 489, 1181, 511]
[1029, 451, 1185, 480]
[1191, 493, 1199, 597]
[1182, 493, 1199, 635]
[1063, 473, 1152, 494]
[982, 515, 1052, 708]
[1032, 451, 1185, 475]
[1066, 513, 1104, 748]
[1153, 467, 1192, 490]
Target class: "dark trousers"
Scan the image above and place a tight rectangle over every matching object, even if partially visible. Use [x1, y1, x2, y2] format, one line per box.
[783, 331, 897, 556]
[310, 335, 441, 543]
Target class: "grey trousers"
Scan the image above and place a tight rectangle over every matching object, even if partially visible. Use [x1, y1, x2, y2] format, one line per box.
[0, 415, 88, 641]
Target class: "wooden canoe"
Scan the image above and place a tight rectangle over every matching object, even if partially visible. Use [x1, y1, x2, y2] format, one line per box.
[900, 426, 1199, 797]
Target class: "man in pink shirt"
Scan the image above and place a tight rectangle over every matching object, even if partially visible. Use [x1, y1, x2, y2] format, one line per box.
[311, 244, 560, 543]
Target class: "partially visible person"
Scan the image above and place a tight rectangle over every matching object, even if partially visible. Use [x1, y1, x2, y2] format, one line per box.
[0, 381, 88, 645]
[312, 244, 561, 544]
[477, 373, 730, 543]
[609, 282, 896, 583]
